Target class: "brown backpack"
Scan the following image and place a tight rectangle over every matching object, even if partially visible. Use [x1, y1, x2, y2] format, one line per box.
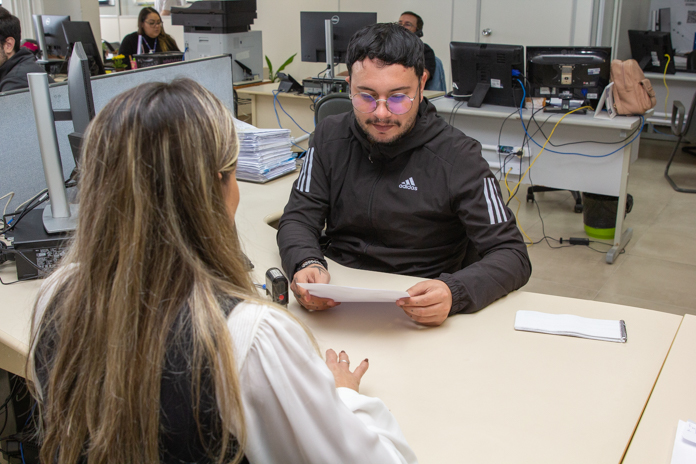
[610, 59, 656, 115]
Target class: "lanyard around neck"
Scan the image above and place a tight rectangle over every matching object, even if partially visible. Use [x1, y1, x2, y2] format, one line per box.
[138, 35, 158, 54]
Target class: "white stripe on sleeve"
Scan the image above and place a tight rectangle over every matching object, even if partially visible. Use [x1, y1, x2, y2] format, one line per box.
[491, 179, 508, 222]
[486, 178, 503, 223]
[483, 179, 496, 225]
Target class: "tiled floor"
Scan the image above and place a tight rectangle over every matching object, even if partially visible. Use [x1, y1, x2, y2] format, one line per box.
[505, 138, 696, 316]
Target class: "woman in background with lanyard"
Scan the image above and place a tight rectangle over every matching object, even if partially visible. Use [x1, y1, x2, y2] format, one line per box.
[118, 7, 179, 69]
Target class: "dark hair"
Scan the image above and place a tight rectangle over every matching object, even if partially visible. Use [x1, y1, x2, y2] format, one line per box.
[346, 23, 424, 79]
[0, 6, 21, 53]
[136, 7, 177, 52]
[401, 11, 424, 32]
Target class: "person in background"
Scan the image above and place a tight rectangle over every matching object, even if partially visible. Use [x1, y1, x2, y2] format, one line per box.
[0, 6, 54, 92]
[118, 7, 179, 69]
[29, 78, 417, 464]
[155, 0, 187, 16]
[397, 11, 436, 87]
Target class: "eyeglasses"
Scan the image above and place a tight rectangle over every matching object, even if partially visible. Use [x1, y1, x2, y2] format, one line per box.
[145, 20, 162, 26]
[350, 92, 416, 115]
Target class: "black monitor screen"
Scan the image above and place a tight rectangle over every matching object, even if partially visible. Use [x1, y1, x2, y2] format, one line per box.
[449, 42, 524, 108]
[63, 21, 105, 76]
[42, 15, 70, 58]
[300, 12, 377, 64]
[628, 30, 675, 74]
[526, 46, 612, 109]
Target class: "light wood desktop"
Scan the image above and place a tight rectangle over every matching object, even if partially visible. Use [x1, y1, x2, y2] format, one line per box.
[0, 172, 685, 464]
[433, 99, 642, 264]
[622, 314, 696, 464]
[235, 83, 445, 151]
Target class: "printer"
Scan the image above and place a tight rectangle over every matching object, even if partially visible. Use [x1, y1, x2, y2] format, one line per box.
[171, 0, 263, 84]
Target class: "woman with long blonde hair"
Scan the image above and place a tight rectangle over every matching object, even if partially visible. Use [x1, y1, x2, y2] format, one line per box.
[29, 79, 417, 464]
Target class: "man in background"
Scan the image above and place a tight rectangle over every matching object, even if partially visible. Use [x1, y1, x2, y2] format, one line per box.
[398, 11, 436, 87]
[0, 7, 52, 92]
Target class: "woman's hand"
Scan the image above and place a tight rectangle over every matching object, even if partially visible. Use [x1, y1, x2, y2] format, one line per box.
[325, 349, 369, 392]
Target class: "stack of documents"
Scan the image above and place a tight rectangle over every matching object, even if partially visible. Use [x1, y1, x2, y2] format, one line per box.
[233, 119, 297, 183]
[514, 310, 627, 343]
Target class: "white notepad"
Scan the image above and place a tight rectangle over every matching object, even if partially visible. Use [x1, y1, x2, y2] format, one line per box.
[514, 310, 627, 343]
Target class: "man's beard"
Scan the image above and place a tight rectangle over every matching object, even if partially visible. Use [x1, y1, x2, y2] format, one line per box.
[357, 110, 418, 146]
[0, 48, 7, 68]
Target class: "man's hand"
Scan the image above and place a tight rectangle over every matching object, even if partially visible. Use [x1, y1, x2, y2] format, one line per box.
[291, 263, 340, 311]
[325, 349, 369, 392]
[396, 279, 452, 326]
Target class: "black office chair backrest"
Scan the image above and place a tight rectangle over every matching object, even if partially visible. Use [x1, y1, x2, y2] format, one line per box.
[683, 91, 696, 144]
[314, 93, 353, 125]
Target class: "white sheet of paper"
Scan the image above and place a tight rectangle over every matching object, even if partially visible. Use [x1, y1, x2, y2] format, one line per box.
[671, 420, 696, 464]
[297, 283, 409, 303]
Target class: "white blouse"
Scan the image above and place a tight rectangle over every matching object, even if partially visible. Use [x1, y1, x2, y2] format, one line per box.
[228, 302, 418, 464]
[32, 270, 417, 463]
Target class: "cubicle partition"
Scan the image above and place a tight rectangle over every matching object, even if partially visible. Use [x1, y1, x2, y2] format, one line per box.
[0, 55, 235, 212]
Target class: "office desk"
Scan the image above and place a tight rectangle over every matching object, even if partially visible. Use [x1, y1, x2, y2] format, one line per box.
[433, 99, 642, 264]
[0, 173, 684, 464]
[235, 83, 446, 151]
[622, 314, 696, 464]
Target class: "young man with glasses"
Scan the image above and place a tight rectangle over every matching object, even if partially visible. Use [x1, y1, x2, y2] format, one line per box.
[277, 23, 531, 326]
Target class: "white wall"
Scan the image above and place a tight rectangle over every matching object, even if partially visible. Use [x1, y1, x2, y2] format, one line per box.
[98, 0, 642, 86]
[613, 0, 652, 60]
[43, 0, 102, 54]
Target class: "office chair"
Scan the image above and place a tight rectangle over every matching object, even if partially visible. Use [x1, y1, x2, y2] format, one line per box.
[308, 93, 353, 147]
[424, 56, 446, 92]
[665, 93, 696, 193]
[314, 93, 353, 125]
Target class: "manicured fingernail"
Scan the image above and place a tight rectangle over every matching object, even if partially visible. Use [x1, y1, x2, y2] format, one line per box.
[364, 358, 369, 363]
[340, 350, 345, 354]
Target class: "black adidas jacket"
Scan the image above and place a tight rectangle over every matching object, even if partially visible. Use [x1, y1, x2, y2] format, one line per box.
[277, 98, 531, 315]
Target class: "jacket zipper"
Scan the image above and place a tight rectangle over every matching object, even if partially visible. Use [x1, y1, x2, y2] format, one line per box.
[364, 165, 384, 254]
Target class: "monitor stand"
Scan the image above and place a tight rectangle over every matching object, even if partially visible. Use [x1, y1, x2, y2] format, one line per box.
[467, 83, 490, 108]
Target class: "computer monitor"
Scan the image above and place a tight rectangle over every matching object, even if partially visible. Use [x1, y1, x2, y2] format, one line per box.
[66, 42, 96, 144]
[63, 21, 106, 76]
[658, 8, 671, 33]
[300, 12, 377, 65]
[526, 46, 612, 113]
[133, 52, 185, 69]
[449, 42, 524, 108]
[39, 15, 70, 58]
[628, 30, 675, 74]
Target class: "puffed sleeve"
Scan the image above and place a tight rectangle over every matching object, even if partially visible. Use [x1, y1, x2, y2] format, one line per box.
[238, 307, 417, 464]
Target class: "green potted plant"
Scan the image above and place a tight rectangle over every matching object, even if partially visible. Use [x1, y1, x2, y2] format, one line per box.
[111, 54, 128, 72]
[265, 53, 297, 82]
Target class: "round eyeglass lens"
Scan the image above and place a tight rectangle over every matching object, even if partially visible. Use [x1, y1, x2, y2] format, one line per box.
[351, 93, 414, 115]
[352, 93, 377, 113]
[386, 94, 413, 115]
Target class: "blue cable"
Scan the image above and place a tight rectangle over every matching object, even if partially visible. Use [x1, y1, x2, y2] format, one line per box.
[271, 90, 310, 153]
[514, 78, 645, 158]
[272, 90, 311, 134]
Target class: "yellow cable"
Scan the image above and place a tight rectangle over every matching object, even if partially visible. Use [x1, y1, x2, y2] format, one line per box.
[663, 54, 671, 119]
[507, 105, 592, 198]
[502, 166, 534, 247]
